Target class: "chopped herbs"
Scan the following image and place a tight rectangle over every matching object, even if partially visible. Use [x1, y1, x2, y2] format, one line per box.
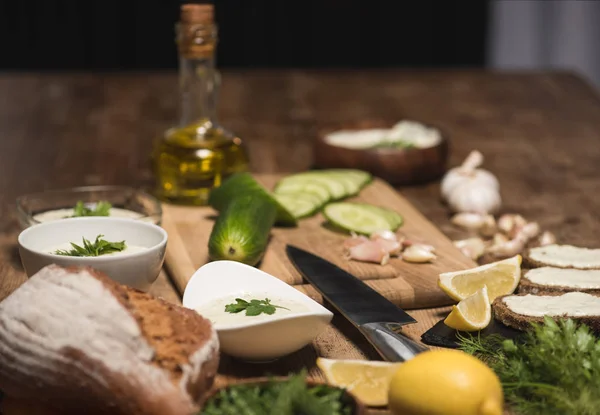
[54, 234, 126, 257]
[458, 317, 600, 415]
[224, 298, 289, 316]
[200, 370, 353, 415]
[72, 200, 112, 217]
[371, 140, 415, 150]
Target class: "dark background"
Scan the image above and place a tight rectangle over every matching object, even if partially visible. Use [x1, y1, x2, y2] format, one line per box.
[0, 0, 490, 70]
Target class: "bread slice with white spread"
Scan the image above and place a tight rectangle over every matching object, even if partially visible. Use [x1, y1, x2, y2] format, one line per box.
[0, 264, 219, 415]
[518, 267, 600, 295]
[492, 291, 600, 333]
[525, 244, 600, 270]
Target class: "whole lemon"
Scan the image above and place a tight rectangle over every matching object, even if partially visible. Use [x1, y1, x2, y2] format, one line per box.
[388, 349, 503, 415]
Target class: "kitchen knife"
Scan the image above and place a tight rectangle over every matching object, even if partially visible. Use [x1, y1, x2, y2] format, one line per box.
[286, 245, 428, 362]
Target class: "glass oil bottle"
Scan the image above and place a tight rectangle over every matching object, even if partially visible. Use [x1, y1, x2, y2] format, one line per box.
[152, 4, 249, 205]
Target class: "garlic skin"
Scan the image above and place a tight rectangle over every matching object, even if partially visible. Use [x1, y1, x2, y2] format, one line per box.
[441, 150, 501, 214]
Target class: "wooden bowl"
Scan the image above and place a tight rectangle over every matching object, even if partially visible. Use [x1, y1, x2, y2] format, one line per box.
[314, 120, 449, 186]
[202, 378, 368, 414]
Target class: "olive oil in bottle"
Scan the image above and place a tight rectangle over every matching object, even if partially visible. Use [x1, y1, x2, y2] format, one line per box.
[152, 4, 249, 205]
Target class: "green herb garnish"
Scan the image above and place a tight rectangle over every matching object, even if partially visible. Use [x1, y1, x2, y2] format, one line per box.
[200, 370, 353, 415]
[458, 317, 600, 415]
[224, 298, 290, 316]
[371, 140, 415, 150]
[72, 200, 112, 217]
[54, 234, 126, 257]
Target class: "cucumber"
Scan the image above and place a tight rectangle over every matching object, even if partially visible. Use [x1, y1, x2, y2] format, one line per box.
[274, 193, 323, 219]
[323, 202, 402, 235]
[208, 173, 296, 226]
[208, 194, 277, 266]
[326, 169, 372, 188]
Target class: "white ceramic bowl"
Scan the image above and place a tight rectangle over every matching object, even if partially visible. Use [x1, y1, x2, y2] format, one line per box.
[183, 261, 333, 362]
[18, 217, 168, 292]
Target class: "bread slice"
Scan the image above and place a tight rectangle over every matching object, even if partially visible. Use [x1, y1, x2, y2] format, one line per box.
[492, 291, 600, 334]
[525, 244, 600, 270]
[518, 267, 600, 295]
[0, 265, 219, 415]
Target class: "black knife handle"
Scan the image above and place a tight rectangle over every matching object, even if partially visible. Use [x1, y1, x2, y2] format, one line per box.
[359, 322, 428, 362]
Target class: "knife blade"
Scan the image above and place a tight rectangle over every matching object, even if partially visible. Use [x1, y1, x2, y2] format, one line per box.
[286, 244, 428, 362]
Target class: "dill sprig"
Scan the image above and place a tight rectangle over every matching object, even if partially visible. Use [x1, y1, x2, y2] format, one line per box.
[54, 234, 126, 257]
[458, 317, 600, 415]
[71, 200, 112, 217]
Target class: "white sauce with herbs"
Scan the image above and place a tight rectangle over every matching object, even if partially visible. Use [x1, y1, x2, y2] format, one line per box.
[47, 242, 147, 257]
[503, 292, 600, 317]
[196, 293, 310, 327]
[324, 121, 441, 150]
[525, 267, 600, 289]
[33, 207, 146, 223]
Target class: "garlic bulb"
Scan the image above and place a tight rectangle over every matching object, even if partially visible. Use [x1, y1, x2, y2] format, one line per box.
[441, 150, 501, 214]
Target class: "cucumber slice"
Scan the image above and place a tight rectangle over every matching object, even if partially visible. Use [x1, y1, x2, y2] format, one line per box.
[208, 193, 277, 266]
[352, 203, 403, 229]
[323, 202, 401, 235]
[319, 172, 362, 195]
[275, 193, 323, 219]
[208, 173, 296, 226]
[326, 169, 372, 188]
[277, 174, 347, 199]
[273, 181, 331, 205]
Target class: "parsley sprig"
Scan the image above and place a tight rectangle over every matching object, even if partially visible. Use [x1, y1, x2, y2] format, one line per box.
[201, 369, 353, 415]
[71, 200, 112, 217]
[54, 234, 126, 257]
[224, 298, 290, 316]
[458, 316, 600, 415]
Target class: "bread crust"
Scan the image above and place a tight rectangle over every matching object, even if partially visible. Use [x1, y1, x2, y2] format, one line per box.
[0, 265, 219, 415]
[492, 293, 600, 334]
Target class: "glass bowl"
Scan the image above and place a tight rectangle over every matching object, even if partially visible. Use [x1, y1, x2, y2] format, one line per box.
[16, 185, 162, 229]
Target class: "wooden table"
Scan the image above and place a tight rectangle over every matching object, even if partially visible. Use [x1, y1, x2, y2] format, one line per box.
[1, 70, 600, 414]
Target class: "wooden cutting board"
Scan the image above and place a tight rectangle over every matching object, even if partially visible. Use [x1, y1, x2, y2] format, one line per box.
[162, 174, 475, 309]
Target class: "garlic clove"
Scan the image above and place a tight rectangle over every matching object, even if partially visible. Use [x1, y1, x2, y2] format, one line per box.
[520, 222, 540, 240]
[372, 238, 402, 256]
[370, 230, 398, 242]
[453, 237, 486, 261]
[402, 245, 437, 263]
[451, 212, 496, 232]
[343, 235, 369, 249]
[486, 237, 527, 258]
[538, 231, 557, 246]
[348, 241, 390, 265]
[493, 232, 509, 246]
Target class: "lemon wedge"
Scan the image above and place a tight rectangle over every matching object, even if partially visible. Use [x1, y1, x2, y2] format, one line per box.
[444, 286, 491, 331]
[316, 358, 402, 406]
[438, 255, 521, 301]
[388, 349, 503, 415]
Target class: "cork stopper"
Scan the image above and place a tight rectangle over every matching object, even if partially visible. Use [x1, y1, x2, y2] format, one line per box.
[180, 3, 214, 25]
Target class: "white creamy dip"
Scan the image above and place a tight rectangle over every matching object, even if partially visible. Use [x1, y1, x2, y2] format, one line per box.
[525, 267, 600, 289]
[47, 242, 147, 257]
[33, 207, 146, 223]
[324, 120, 441, 150]
[503, 292, 600, 317]
[528, 245, 600, 269]
[196, 293, 310, 327]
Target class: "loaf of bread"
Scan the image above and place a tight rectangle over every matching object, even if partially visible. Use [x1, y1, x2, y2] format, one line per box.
[0, 265, 219, 415]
